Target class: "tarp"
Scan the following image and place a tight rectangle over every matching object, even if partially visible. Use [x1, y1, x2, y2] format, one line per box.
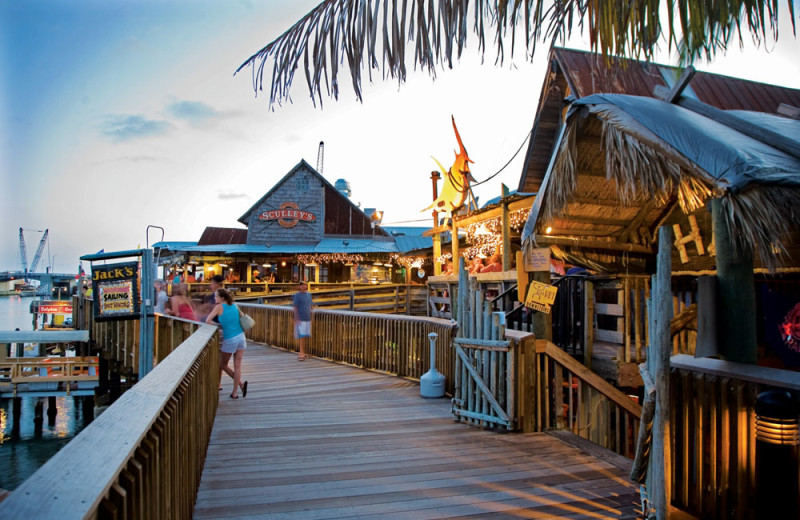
[573, 94, 800, 193]
[522, 94, 800, 246]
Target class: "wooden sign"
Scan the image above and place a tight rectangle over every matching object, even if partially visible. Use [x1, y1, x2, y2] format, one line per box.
[258, 201, 317, 228]
[524, 247, 550, 272]
[524, 280, 558, 314]
[92, 261, 140, 321]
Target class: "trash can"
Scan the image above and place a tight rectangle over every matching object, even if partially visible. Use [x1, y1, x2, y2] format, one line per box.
[420, 332, 445, 398]
[755, 389, 800, 518]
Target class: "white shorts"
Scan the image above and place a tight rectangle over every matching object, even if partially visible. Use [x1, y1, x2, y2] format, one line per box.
[295, 321, 311, 339]
[221, 332, 247, 354]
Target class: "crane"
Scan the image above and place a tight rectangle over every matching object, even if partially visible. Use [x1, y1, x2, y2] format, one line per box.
[19, 227, 49, 276]
[30, 229, 49, 273]
[19, 228, 28, 273]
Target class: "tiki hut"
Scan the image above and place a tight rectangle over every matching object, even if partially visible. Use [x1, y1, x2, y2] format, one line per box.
[522, 91, 800, 275]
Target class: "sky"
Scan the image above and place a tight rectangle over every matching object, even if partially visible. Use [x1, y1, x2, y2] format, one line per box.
[2, 0, 799, 274]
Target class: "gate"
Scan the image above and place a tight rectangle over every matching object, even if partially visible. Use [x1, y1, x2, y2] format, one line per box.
[451, 264, 515, 430]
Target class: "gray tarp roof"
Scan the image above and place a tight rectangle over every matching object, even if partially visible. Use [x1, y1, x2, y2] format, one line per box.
[572, 94, 800, 193]
[521, 93, 800, 270]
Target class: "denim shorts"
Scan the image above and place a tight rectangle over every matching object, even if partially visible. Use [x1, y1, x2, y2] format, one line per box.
[221, 332, 247, 354]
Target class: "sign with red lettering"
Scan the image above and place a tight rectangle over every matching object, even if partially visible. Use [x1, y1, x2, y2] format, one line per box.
[91, 261, 140, 321]
[39, 304, 73, 314]
[258, 202, 316, 228]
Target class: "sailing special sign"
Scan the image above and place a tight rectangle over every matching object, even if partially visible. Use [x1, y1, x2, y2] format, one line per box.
[91, 261, 140, 321]
[258, 202, 317, 228]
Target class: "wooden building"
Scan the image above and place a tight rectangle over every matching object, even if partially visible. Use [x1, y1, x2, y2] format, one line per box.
[519, 47, 800, 519]
[153, 159, 433, 286]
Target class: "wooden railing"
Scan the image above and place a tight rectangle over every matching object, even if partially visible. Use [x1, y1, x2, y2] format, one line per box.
[0, 324, 220, 519]
[526, 339, 642, 457]
[670, 355, 800, 520]
[239, 303, 459, 393]
[239, 284, 428, 315]
[2, 356, 98, 385]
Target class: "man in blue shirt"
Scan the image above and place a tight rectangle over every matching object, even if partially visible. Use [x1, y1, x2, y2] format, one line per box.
[292, 281, 313, 361]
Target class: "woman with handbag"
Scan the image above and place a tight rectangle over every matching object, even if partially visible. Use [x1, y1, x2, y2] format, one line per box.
[206, 288, 248, 399]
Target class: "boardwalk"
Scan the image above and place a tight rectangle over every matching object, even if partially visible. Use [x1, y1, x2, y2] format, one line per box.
[194, 343, 640, 519]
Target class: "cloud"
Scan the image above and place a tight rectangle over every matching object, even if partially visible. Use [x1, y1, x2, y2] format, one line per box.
[217, 192, 248, 200]
[167, 100, 220, 124]
[101, 115, 170, 141]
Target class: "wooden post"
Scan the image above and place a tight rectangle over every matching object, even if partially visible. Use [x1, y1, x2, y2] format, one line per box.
[647, 225, 673, 519]
[516, 251, 529, 303]
[532, 271, 552, 341]
[711, 199, 756, 363]
[501, 185, 511, 271]
[451, 219, 459, 274]
[583, 279, 594, 369]
[433, 234, 442, 276]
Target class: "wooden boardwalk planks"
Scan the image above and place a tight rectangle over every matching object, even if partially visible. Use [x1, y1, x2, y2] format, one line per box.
[194, 344, 640, 519]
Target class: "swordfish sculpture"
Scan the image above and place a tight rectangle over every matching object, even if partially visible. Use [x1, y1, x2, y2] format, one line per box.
[422, 116, 475, 218]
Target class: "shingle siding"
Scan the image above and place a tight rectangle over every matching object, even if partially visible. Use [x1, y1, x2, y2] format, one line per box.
[246, 168, 325, 245]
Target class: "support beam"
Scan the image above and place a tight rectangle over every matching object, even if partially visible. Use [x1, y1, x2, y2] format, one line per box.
[536, 236, 655, 254]
[711, 199, 757, 363]
[451, 219, 460, 275]
[647, 225, 673, 519]
[501, 187, 511, 271]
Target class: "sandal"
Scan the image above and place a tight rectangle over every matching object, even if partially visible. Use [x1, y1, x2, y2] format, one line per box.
[298, 355, 306, 361]
[229, 393, 238, 399]
[241, 381, 248, 398]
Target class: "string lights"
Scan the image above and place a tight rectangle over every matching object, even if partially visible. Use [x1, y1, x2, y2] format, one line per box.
[297, 253, 364, 265]
[461, 208, 530, 260]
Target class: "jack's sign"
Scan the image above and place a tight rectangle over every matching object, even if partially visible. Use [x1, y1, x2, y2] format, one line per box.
[92, 261, 140, 321]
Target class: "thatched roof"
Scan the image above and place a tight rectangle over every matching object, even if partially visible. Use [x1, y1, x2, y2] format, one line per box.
[521, 93, 800, 274]
[519, 48, 800, 195]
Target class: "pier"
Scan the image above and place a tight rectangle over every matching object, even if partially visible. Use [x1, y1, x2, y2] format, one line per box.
[195, 344, 639, 519]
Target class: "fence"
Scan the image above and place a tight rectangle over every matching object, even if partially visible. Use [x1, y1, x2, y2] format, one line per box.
[670, 354, 800, 520]
[239, 284, 427, 315]
[526, 339, 643, 457]
[0, 324, 220, 519]
[239, 303, 459, 393]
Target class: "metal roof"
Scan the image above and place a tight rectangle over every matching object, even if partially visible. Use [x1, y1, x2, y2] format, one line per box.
[314, 238, 399, 253]
[197, 227, 247, 246]
[393, 236, 433, 253]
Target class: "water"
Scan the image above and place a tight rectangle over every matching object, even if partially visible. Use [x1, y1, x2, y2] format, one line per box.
[0, 295, 92, 491]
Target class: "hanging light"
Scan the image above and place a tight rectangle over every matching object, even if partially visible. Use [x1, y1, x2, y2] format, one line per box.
[262, 263, 271, 268]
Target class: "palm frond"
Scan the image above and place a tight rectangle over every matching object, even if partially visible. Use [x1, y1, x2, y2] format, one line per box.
[236, 0, 795, 106]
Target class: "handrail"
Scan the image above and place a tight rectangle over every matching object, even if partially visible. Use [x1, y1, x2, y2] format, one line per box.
[670, 354, 800, 518]
[0, 324, 220, 518]
[532, 338, 642, 457]
[536, 339, 642, 417]
[238, 303, 458, 392]
[242, 284, 426, 315]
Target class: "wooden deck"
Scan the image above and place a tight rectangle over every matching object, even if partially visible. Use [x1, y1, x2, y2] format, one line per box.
[194, 343, 641, 519]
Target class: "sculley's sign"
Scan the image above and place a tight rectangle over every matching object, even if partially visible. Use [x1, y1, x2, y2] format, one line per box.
[258, 202, 317, 228]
